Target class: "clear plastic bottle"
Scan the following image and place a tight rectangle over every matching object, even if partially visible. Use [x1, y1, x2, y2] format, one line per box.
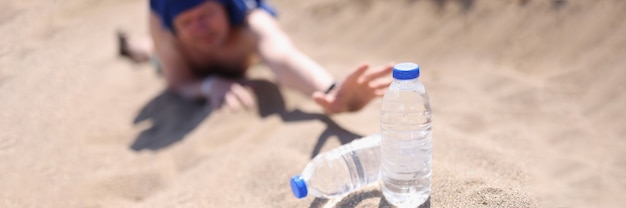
[380, 63, 433, 207]
[290, 134, 381, 199]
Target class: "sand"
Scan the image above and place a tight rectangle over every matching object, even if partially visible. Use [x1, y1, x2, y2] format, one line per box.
[0, 0, 625, 207]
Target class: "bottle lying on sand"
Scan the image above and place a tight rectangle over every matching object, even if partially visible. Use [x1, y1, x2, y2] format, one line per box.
[290, 134, 381, 199]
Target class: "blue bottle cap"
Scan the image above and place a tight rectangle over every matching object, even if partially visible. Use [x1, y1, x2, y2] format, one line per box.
[393, 62, 420, 80]
[290, 175, 308, 199]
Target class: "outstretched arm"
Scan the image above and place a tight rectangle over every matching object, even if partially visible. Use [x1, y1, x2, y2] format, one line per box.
[247, 10, 335, 96]
[247, 10, 392, 114]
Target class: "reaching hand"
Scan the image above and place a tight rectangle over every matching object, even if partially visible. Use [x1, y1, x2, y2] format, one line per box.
[203, 77, 255, 111]
[312, 63, 393, 114]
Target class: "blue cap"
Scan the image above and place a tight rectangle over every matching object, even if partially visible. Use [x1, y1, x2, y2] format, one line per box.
[150, 0, 278, 34]
[290, 175, 308, 199]
[150, 0, 223, 33]
[393, 62, 420, 80]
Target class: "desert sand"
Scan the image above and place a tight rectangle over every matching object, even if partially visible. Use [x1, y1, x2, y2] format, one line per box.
[0, 0, 625, 207]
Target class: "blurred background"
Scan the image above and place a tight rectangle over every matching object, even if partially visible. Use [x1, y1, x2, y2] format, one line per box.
[0, 0, 624, 207]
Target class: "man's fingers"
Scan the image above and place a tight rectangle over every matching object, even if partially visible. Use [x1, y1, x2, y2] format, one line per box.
[370, 77, 392, 89]
[375, 89, 387, 96]
[232, 83, 255, 109]
[348, 63, 369, 81]
[312, 91, 335, 113]
[362, 63, 393, 83]
[312, 92, 330, 108]
[224, 92, 241, 112]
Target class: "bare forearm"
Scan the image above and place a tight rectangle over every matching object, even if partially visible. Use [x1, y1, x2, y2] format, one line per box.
[157, 58, 207, 100]
[264, 49, 334, 96]
[248, 10, 334, 96]
[149, 14, 206, 100]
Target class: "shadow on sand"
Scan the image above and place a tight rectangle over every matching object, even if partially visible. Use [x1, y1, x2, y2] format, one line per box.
[130, 79, 362, 153]
[310, 189, 430, 208]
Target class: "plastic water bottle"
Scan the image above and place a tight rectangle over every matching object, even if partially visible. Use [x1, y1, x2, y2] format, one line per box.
[380, 63, 433, 207]
[290, 134, 381, 199]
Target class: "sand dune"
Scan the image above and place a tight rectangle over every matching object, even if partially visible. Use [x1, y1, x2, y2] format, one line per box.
[0, 0, 624, 207]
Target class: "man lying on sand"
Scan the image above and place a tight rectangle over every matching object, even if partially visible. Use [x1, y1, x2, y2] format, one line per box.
[119, 0, 392, 114]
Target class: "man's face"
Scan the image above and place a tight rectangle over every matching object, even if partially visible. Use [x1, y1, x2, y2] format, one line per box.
[173, 1, 229, 52]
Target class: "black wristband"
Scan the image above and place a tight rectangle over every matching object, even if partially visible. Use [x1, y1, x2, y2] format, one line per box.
[324, 82, 337, 94]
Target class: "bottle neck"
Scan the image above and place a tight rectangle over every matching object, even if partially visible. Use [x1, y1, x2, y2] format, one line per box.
[394, 78, 418, 82]
[391, 78, 424, 92]
[393, 78, 419, 86]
